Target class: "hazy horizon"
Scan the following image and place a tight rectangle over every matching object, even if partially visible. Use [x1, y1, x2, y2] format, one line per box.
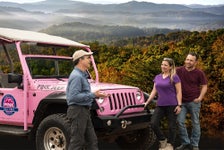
[0, 0, 223, 5]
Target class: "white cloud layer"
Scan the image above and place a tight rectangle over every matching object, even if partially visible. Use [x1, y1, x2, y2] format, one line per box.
[0, 0, 223, 5]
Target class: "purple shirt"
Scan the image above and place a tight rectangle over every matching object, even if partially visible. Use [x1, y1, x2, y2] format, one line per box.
[154, 74, 180, 106]
[176, 66, 207, 102]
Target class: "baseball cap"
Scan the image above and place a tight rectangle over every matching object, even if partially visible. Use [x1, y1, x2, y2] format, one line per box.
[72, 50, 93, 61]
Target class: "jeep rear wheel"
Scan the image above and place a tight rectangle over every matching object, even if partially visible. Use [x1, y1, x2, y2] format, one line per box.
[116, 126, 156, 150]
[36, 113, 70, 150]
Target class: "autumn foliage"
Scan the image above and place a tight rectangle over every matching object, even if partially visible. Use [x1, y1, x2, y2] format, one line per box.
[1, 28, 223, 133]
[89, 29, 224, 132]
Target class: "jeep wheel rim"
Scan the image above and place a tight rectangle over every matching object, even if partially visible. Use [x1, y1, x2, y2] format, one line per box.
[44, 127, 66, 150]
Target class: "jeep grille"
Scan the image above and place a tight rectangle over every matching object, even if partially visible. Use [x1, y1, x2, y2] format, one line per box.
[96, 89, 144, 116]
[109, 92, 136, 110]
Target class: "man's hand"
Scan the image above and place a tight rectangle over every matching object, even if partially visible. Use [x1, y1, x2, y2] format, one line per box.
[94, 90, 110, 98]
[194, 98, 202, 103]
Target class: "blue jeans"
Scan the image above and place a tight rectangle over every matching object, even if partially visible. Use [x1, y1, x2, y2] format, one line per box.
[177, 101, 201, 147]
[150, 106, 177, 146]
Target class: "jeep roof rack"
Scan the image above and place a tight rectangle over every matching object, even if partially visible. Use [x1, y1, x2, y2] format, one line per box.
[0, 27, 89, 48]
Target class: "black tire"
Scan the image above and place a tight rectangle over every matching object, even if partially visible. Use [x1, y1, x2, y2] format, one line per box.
[36, 113, 70, 150]
[116, 126, 156, 150]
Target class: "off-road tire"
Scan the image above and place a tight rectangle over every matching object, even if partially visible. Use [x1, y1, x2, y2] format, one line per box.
[36, 113, 70, 150]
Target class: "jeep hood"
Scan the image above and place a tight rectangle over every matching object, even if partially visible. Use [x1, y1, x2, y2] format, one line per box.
[90, 82, 138, 91]
[34, 79, 138, 92]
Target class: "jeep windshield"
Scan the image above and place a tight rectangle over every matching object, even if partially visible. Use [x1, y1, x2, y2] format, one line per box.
[26, 56, 73, 79]
[0, 27, 99, 82]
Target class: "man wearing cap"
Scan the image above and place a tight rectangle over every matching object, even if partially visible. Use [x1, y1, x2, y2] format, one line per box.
[66, 49, 108, 150]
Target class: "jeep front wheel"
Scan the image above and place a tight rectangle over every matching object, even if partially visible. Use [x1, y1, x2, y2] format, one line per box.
[36, 113, 70, 150]
[116, 126, 156, 150]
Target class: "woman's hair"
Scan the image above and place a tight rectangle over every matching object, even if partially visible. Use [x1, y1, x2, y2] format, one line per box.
[163, 57, 176, 83]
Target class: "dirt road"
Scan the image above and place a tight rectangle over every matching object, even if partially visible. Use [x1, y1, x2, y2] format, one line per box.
[0, 133, 223, 150]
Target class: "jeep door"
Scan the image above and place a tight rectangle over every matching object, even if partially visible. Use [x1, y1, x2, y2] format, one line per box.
[0, 73, 25, 124]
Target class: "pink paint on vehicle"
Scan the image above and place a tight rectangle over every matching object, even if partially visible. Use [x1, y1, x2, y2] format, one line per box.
[0, 27, 156, 150]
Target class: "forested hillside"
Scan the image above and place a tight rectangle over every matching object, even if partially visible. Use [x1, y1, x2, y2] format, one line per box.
[3, 28, 222, 133]
[88, 28, 224, 133]
[40, 22, 179, 43]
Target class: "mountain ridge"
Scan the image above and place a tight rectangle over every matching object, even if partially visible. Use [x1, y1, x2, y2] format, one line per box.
[0, 0, 223, 41]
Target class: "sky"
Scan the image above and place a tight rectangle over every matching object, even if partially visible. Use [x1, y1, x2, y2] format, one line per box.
[0, 0, 224, 5]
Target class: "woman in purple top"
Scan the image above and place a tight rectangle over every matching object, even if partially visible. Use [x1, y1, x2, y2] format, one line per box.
[144, 57, 182, 150]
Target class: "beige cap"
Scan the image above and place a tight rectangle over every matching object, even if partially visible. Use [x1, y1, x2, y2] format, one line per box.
[72, 50, 93, 61]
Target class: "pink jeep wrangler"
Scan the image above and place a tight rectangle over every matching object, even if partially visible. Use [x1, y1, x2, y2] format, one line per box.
[0, 27, 155, 150]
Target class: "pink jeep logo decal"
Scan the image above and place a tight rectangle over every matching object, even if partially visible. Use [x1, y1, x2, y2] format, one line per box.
[0, 94, 18, 115]
[37, 84, 65, 90]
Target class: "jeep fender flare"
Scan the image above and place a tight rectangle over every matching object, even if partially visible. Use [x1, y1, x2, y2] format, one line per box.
[30, 92, 68, 139]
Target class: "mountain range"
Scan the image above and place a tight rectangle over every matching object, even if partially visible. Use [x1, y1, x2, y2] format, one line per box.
[0, 0, 223, 42]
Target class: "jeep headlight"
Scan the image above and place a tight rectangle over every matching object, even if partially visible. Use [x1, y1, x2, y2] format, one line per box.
[97, 97, 104, 104]
[136, 91, 142, 101]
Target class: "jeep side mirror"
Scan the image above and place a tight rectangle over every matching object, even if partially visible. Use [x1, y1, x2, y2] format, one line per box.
[8, 73, 23, 89]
